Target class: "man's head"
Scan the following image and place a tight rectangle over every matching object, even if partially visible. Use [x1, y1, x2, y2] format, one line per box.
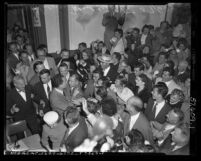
[178, 38, 188, 51]
[38, 44, 48, 54]
[69, 74, 80, 88]
[9, 42, 18, 54]
[162, 67, 174, 82]
[52, 74, 67, 90]
[171, 123, 190, 146]
[101, 98, 117, 117]
[13, 75, 26, 91]
[82, 51, 89, 60]
[126, 96, 143, 115]
[19, 51, 29, 63]
[166, 108, 184, 125]
[152, 83, 168, 101]
[114, 29, 123, 39]
[149, 25, 155, 36]
[39, 69, 51, 84]
[59, 63, 69, 77]
[98, 54, 112, 70]
[60, 49, 70, 59]
[160, 21, 169, 30]
[36, 47, 46, 61]
[178, 60, 188, 73]
[170, 89, 185, 105]
[112, 52, 121, 64]
[64, 106, 80, 127]
[158, 52, 168, 64]
[115, 75, 127, 89]
[24, 44, 33, 54]
[142, 25, 150, 35]
[93, 69, 103, 83]
[33, 60, 45, 74]
[15, 35, 24, 45]
[132, 27, 140, 37]
[78, 42, 87, 52]
[134, 62, 145, 76]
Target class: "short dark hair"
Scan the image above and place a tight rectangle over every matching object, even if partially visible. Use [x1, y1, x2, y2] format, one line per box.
[178, 38, 188, 49]
[15, 34, 23, 40]
[98, 76, 111, 88]
[36, 47, 45, 53]
[64, 106, 80, 125]
[59, 62, 68, 69]
[38, 44, 47, 49]
[101, 98, 117, 117]
[116, 75, 127, 87]
[128, 129, 145, 147]
[138, 74, 149, 89]
[19, 50, 28, 58]
[79, 42, 87, 48]
[153, 83, 168, 98]
[87, 101, 100, 114]
[149, 25, 154, 30]
[163, 67, 175, 77]
[93, 68, 103, 77]
[113, 52, 121, 62]
[52, 74, 64, 88]
[134, 62, 145, 71]
[165, 60, 175, 70]
[96, 86, 108, 99]
[133, 27, 140, 33]
[33, 60, 43, 72]
[60, 48, 69, 54]
[114, 28, 123, 37]
[39, 69, 50, 76]
[142, 24, 150, 32]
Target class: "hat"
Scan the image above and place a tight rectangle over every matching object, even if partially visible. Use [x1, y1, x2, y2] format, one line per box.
[43, 111, 59, 125]
[98, 54, 113, 63]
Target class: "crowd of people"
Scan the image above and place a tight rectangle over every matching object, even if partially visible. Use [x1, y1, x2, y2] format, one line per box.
[6, 7, 191, 154]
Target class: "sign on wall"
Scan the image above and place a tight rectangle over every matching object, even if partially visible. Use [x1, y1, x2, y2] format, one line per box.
[32, 7, 41, 27]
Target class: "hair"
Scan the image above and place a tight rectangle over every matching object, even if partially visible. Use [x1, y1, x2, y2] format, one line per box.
[178, 38, 188, 49]
[172, 108, 184, 123]
[101, 98, 117, 117]
[159, 52, 168, 59]
[138, 74, 149, 89]
[165, 60, 175, 70]
[134, 62, 145, 71]
[71, 73, 81, 82]
[99, 76, 111, 88]
[38, 44, 47, 49]
[60, 48, 70, 54]
[15, 34, 23, 40]
[96, 86, 108, 99]
[87, 101, 100, 114]
[59, 62, 68, 69]
[171, 89, 185, 103]
[114, 28, 123, 37]
[149, 25, 154, 30]
[33, 60, 43, 72]
[141, 24, 150, 33]
[64, 106, 80, 125]
[19, 50, 28, 58]
[113, 52, 121, 62]
[36, 46, 46, 53]
[160, 21, 169, 27]
[128, 129, 145, 147]
[115, 75, 127, 87]
[153, 83, 168, 98]
[163, 67, 175, 77]
[52, 74, 64, 88]
[39, 69, 50, 76]
[79, 42, 87, 48]
[93, 68, 103, 77]
[133, 27, 140, 34]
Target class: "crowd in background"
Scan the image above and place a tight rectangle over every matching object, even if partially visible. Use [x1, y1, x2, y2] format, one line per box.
[6, 7, 191, 154]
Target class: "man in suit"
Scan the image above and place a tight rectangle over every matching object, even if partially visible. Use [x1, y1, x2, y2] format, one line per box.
[155, 67, 181, 95]
[159, 123, 190, 155]
[139, 25, 152, 49]
[121, 96, 154, 146]
[28, 60, 45, 87]
[144, 83, 171, 124]
[7, 42, 21, 75]
[61, 107, 88, 152]
[50, 74, 73, 115]
[32, 69, 53, 116]
[24, 44, 36, 63]
[98, 54, 118, 84]
[55, 49, 70, 67]
[6, 75, 40, 136]
[27, 46, 58, 82]
[111, 52, 121, 72]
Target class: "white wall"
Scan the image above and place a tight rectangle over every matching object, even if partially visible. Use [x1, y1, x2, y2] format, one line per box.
[44, 5, 61, 53]
[68, 5, 168, 50]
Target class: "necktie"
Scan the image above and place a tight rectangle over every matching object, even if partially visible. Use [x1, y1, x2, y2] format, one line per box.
[152, 103, 158, 117]
[47, 84, 50, 98]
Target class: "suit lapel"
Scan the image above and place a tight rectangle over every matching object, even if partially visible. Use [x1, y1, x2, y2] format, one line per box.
[155, 103, 167, 120]
[13, 89, 26, 103]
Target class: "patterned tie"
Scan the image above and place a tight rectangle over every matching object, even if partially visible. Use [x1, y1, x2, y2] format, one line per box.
[47, 84, 50, 99]
[152, 103, 158, 118]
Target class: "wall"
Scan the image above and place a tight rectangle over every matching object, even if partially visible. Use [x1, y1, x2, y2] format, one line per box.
[68, 5, 168, 50]
[44, 5, 61, 53]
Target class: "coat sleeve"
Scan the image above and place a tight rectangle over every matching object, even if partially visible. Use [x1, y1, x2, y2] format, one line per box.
[41, 126, 49, 147]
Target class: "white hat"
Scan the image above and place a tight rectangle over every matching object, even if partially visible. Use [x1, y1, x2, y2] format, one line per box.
[98, 54, 113, 63]
[43, 111, 59, 125]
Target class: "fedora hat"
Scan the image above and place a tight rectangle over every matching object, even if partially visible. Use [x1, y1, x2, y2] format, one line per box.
[43, 111, 59, 125]
[98, 54, 113, 64]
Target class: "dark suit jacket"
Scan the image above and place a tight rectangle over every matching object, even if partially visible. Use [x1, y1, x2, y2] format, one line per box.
[32, 81, 52, 114]
[7, 53, 21, 72]
[105, 65, 119, 83]
[62, 117, 88, 152]
[84, 79, 95, 98]
[144, 98, 171, 124]
[6, 86, 39, 133]
[139, 34, 152, 47]
[175, 70, 190, 83]
[159, 134, 189, 155]
[121, 111, 154, 145]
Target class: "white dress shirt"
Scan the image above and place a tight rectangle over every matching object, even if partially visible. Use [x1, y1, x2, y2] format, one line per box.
[110, 38, 125, 55]
[154, 100, 166, 118]
[68, 122, 79, 136]
[28, 55, 35, 62]
[14, 53, 19, 60]
[43, 58, 50, 69]
[129, 112, 140, 131]
[103, 66, 110, 76]
[141, 34, 147, 45]
[55, 88, 64, 95]
[43, 81, 52, 99]
[16, 88, 27, 101]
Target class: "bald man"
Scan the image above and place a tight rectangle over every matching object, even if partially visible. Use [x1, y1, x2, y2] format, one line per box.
[175, 60, 190, 83]
[120, 96, 154, 146]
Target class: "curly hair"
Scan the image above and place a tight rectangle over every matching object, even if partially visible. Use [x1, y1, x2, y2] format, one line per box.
[171, 89, 185, 103]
